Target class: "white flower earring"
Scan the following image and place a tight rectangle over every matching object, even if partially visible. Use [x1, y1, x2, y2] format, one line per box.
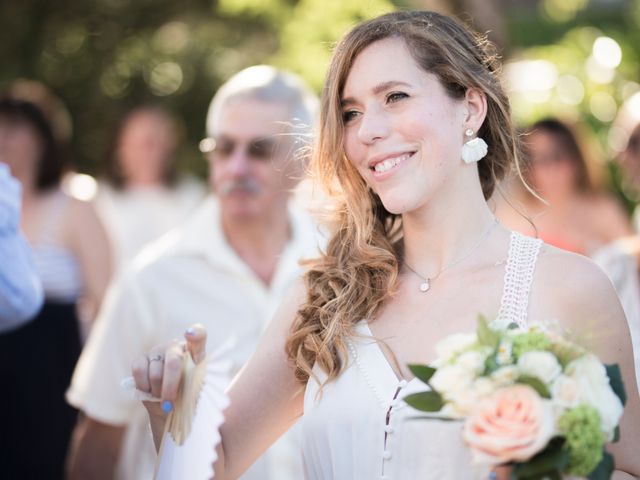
[461, 128, 488, 164]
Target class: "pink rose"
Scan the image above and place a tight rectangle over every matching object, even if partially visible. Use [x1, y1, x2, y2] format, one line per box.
[462, 385, 555, 465]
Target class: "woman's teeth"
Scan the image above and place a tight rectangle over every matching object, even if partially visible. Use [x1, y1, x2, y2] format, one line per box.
[374, 153, 411, 173]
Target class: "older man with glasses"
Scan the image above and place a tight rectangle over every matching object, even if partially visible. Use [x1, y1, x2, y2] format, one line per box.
[66, 65, 320, 480]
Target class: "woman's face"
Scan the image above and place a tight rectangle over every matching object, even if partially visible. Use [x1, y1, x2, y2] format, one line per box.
[117, 110, 177, 185]
[620, 126, 640, 187]
[341, 37, 469, 215]
[0, 115, 42, 180]
[526, 130, 577, 199]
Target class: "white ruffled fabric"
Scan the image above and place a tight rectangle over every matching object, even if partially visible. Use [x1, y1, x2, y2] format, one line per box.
[122, 342, 232, 480]
[155, 353, 231, 480]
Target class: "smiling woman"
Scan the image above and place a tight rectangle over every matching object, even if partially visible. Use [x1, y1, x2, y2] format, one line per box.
[134, 10, 640, 480]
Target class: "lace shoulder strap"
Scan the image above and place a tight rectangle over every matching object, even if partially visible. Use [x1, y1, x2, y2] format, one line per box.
[495, 231, 543, 328]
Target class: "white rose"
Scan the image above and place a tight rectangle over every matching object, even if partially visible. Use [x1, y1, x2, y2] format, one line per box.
[472, 377, 496, 398]
[430, 364, 474, 399]
[456, 350, 487, 375]
[551, 375, 580, 409]
[517, 351, 562, 385]
[440, 402, 466, 419]
[491, 366, 519, 386]
[566, 354, 624, 437]
[447, 376, 496, 417]
[434, 333, 477, 364]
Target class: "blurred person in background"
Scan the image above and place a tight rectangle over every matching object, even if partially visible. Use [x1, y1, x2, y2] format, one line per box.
[614, 121, 640, 388]
[0, 90, 112, 479]
[495, 118, 634, 287]
[618, 122, 640, 231]
[497, 117, 632, 254]
[96, 105, 205, 272]
[0, 162, 43, 331]
[66, 65, 319, 480]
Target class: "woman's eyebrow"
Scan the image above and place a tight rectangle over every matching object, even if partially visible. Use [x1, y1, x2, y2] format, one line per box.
[341, 80, 412, 107]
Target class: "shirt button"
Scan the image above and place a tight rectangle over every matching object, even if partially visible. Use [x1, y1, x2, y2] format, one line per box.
[383, 450, 392, 460]
[398, 379, 408, 388]
[384, 425, 394, 433]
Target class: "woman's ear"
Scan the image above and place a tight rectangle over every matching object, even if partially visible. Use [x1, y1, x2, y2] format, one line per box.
[464, 88, 488, 133]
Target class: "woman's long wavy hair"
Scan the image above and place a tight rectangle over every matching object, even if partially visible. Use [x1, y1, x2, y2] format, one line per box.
[285, 11, 521, 385]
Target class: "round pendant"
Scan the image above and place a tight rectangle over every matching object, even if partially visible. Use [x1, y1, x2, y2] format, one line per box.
[419, 281, 430, 292]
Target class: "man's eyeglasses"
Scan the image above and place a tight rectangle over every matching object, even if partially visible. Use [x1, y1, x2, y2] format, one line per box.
[199, 136, 278, 161]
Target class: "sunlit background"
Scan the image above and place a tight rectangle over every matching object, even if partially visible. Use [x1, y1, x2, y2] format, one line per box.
[2, 0, 640, 205]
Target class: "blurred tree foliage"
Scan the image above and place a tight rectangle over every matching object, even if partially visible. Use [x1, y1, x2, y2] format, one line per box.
[1, 0, 283, 177]
[503, 0, 640, 209]
[1, 0, 639, 197]
[0, 0, 404, 177]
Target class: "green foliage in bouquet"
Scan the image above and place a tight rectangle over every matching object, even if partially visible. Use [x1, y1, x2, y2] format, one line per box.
[558, 406, 605, 476]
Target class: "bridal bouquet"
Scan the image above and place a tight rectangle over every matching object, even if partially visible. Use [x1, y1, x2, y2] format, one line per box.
[404, 318, 626, 479]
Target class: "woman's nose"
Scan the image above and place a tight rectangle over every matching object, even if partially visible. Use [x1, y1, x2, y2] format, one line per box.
[357, 109, 390, 145]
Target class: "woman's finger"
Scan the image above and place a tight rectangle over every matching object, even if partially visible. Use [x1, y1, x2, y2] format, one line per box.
[185, 323, 207, 364]
[132, 355, 151, 393]
[161, 341, 186, 402]
[147, 347, 167, 398]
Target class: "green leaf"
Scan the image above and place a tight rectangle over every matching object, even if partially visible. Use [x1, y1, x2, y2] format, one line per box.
[403, 391, 444, 412]
[605, 364, 627, 407]
[507, 322, 520, 330]
[477, 315, 500, 350]
[517, 376, 551, 399]
[484, 353, 500, 375]
[511, 437, 568, 479]
[405, 414, 458, 422]
[587, 451, 614, 480]
[408, 364, 436, 385]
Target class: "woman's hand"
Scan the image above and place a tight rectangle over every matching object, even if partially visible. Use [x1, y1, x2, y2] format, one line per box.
[131, 324, 207, 448]
[491, 465, 512, 480]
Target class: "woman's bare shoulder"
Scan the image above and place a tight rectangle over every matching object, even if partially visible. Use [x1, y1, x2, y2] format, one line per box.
[530, 243, 625, 332]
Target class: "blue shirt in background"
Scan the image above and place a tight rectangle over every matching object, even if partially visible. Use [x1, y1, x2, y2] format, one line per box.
[0, 163, 44, 332]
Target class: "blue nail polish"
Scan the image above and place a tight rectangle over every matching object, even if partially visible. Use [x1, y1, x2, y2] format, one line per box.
[162, 400, 173, 413]
[185, 327, 196, 336]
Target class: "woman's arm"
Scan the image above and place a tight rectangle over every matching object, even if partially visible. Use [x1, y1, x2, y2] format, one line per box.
[532, 249, 640, 478]
[66, 197, 113, 323]
[133, 280, 307, 480]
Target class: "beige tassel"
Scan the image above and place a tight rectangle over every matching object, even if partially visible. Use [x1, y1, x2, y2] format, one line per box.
[164, 353, 208, 445]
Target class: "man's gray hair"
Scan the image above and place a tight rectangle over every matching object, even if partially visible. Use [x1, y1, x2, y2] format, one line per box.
[206, 65, 318, 137]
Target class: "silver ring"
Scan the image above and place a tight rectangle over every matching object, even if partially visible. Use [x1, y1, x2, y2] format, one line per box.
[148, 354, 164, 363]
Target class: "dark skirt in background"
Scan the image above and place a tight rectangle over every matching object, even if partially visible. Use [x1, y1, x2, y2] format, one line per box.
[0, 301, 82, 480]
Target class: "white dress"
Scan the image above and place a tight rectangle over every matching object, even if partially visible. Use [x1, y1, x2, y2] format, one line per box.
[301, 232, 542, 480]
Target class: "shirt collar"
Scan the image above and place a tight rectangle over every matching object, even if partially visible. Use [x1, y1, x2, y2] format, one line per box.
[170, 195, 320, 275]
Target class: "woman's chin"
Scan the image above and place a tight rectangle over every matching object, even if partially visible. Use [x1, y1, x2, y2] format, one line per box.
[378, 197, 414, 216]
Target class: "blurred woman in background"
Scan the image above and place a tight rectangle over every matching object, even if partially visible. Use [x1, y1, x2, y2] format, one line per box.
[96, 105, 205, 272]
[0, 91, 112, 479]
[618, 122, 640, 231]
[497, 117, 632, 254]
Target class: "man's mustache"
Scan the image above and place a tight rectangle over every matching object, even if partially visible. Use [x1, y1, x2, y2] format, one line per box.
[218, 178, 262, 196]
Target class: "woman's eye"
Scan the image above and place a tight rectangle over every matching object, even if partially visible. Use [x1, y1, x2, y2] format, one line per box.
[342, 110, 360, 123]
[386, 92, 408, 103]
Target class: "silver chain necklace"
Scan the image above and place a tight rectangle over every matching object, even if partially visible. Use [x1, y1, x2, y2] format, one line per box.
[403, 218, 499, 292]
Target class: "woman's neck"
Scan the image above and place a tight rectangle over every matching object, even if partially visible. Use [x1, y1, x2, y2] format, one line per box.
[401, 180, 496, 278]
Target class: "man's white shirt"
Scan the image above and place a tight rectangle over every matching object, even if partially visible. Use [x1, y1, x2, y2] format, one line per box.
[67, 196, 321, 480]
